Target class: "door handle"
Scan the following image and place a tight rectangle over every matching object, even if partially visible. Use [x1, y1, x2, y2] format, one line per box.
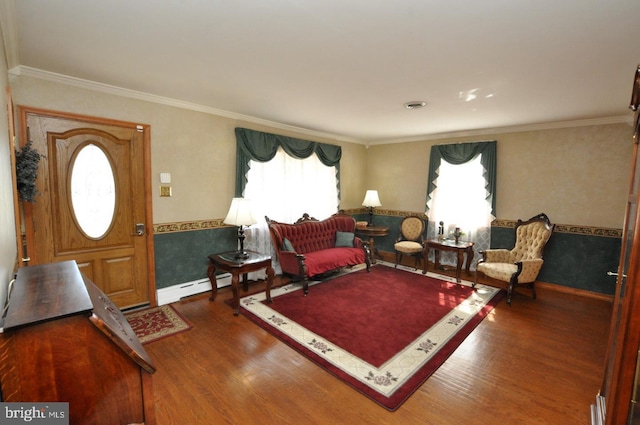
[607, 271, 627, 278]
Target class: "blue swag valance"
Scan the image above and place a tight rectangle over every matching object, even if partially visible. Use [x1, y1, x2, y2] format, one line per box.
[234, 127, 342, 197]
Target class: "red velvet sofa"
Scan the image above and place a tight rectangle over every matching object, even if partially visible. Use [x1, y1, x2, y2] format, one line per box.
[266, 213, 371, 294]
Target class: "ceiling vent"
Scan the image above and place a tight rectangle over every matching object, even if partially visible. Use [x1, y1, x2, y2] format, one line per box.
[404, 101, 426, 109]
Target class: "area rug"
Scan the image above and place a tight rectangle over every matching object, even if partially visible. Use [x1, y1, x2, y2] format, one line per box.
[237, 262, 503, 411]
[125, 304, 192, 344]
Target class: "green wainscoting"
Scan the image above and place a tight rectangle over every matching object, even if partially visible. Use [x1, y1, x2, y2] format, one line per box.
[153, 213, 621, 296]
[153, 221, 237, 290]
[490, 221, 620, 295]
[354, 211, 621, 296]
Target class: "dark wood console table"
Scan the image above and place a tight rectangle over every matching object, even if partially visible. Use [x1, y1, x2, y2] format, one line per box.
[208, 250, 274, 315]
[426, 239, 475, 283]
[0, 260, 156, 425]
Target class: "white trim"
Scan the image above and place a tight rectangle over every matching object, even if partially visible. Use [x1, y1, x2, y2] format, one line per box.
[156, 273, 231, 306]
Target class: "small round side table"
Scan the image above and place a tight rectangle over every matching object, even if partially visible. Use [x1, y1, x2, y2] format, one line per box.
[355, 225, 390, 264]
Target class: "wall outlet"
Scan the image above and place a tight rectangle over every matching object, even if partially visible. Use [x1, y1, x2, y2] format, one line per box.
[160, 186, 172, 197]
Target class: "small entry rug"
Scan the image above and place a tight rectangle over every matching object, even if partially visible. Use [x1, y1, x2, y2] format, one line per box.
[125, 304, 192, 344]
[238, 262, 503, 411]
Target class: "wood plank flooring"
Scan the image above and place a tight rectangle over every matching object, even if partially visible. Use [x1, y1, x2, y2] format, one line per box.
[144, 265, 612, 425]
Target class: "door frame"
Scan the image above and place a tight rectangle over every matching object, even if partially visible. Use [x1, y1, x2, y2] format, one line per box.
[6, 87, 24, 268]
[16, 106, 157, 306]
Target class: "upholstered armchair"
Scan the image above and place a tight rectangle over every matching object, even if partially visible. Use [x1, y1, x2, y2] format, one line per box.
[394, 216, 427, 271]
[473, 213, 554, 305]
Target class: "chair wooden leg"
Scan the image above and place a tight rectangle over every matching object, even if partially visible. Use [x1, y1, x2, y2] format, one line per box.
[507, 276, 519, 306]
[302, 276, 310, 296]
[395, 252, 402, 268]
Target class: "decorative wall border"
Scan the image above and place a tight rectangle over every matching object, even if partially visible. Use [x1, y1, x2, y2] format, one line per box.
[153, 211, 622, 238]
[153, 219, 227, 234]
[491, 218, 622, 238]
[343, 208, 428, 218]
[553, 225, 622, 238]
[153, 209, 426, 234]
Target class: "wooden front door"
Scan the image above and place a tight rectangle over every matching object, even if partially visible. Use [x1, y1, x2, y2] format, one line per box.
[18, 107, 155, 309]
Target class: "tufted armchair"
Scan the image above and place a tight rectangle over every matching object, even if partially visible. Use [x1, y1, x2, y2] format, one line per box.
[394, 216, 427, 271]
[473, 213, 554, 305]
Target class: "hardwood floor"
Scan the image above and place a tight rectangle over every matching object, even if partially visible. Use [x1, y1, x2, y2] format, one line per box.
[145, 264, 612, 425]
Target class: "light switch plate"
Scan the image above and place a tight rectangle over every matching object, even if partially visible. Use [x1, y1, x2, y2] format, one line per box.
[160, 172, 171, 184]
[160, 186, 172, 197]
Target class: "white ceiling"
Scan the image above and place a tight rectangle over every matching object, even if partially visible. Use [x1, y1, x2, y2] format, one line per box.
[3, 0, 640, 144]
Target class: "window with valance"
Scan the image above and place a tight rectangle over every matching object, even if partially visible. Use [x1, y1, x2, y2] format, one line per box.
[234, 127, 341, 198]
[234, 127, 342, 274]
[425, 141, 497, 267]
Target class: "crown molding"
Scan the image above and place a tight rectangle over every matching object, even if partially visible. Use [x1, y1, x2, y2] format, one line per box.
[11, 65, 631, 147]
[369, 115, 632, 146]
[11, 65, 360, 144]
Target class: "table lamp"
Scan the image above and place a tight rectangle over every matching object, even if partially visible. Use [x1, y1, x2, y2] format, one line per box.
[362, 190, 382, 226]
[223, 197, 257, 259]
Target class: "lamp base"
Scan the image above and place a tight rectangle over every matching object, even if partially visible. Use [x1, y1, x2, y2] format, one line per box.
[367, 207, 374, 226]
[234, 228, 249, 259]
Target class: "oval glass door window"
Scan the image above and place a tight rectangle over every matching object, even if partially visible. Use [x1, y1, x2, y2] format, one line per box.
[70, 143, 116, 239]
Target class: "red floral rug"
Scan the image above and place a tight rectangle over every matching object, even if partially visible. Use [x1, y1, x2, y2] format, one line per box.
[237, 262, 503, 411]
[125, 304, 192, 344]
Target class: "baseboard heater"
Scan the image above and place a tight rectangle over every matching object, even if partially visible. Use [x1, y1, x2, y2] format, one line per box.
[156, 273, 231, 306]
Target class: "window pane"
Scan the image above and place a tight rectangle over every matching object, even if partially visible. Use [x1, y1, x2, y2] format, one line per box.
[431, 155, 491, 230]
[242, 147, 340, 276]
[70, 144, 116, 239]
[245, 148, 339, 223]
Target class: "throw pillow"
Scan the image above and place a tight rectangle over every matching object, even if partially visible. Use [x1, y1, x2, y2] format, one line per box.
[335, 231, 355, 247]
[282, 238, 295, 252]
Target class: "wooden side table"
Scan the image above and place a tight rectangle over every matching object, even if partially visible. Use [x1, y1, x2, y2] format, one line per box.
[425, 239, 475, 283]
[355, 225, 389, 264]
[207, 250, 274, 315]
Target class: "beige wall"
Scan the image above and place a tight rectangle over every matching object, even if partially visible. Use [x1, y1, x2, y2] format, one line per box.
[367, 124, 633, 228]
[9, 76, 368, 224]
[9, 74, 632, 229]
[365, 140, 430, 214]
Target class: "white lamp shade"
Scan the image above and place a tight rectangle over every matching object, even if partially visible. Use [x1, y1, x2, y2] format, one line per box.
[362, 190, 382, 207]
[223, 198, 257, 226]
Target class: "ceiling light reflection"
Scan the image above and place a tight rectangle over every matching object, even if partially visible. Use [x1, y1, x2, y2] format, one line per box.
[459, 89, 495, 102]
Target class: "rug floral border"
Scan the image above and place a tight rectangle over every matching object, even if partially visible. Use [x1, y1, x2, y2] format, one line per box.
[237, 262, 502, 399]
